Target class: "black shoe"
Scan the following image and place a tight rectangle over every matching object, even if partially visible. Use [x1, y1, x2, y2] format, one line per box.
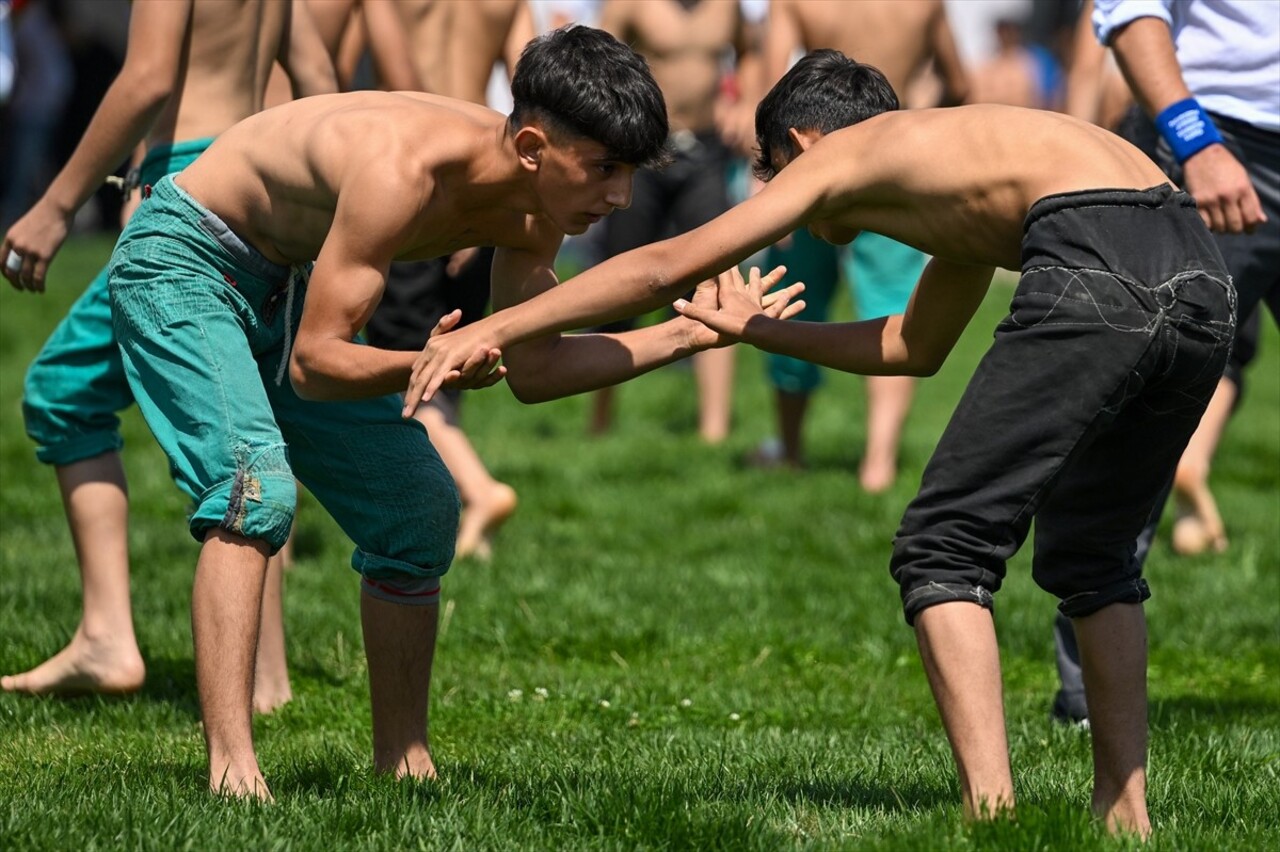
[1051, 689, 1090, 728]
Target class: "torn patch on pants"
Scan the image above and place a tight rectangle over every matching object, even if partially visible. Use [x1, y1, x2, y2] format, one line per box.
[220, 443, 288, 535]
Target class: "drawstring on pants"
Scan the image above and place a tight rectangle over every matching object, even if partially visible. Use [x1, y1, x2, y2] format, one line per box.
[275, 266, 305, 386]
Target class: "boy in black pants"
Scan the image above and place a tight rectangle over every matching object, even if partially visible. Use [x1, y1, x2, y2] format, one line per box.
[412, 51, 1235, 836]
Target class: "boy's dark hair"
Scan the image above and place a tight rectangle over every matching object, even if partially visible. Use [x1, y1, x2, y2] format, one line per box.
[510, 25, 671, 168]
[754, 49, 899, 181]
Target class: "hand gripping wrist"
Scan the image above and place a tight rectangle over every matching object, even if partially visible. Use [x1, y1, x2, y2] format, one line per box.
[1156, 98, 1224, 164]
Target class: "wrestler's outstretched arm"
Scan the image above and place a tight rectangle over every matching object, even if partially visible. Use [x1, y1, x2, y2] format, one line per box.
[676, 257, 994, 377]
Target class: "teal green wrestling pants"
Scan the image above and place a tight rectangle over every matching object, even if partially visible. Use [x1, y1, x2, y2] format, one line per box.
[106, 175, 459, 603]
[23, 138, 213, 464]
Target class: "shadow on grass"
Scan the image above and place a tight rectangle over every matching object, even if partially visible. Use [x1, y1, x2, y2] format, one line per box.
[451, 760, 950, 812]
[1151, 692, 1280, 724]
[767, 774, 951, 813]
[136, 654, 347, 719]
[135, 655, 200, 716]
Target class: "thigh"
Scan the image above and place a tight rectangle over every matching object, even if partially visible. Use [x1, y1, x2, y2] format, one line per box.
[26, 269, 132, 410]
[23, 268, 134, 460]
[763, 231, 840, 393]
[110, 237, 295, 543]
[671, 143, 729, 233]
[896, 270, 1167, 578]
[267, 367, 460, 576]
[1034, 286, 1231, 607]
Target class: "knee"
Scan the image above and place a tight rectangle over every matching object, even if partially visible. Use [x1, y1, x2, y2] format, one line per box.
[890, 532, 1001, 626]
[22, 364, 125, 466]
[1032, 551, 1151, 619]
[353, 533, 454, 607]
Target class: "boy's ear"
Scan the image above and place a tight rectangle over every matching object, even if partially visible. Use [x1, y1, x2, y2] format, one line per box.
[787, 127, 823, 154]
[514, 126, 547, 171]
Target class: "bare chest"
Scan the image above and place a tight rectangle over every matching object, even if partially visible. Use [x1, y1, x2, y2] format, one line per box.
[627, 0, 737, 59]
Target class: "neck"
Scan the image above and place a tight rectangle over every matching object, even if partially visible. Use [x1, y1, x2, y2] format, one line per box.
[453, 123, 542, 219]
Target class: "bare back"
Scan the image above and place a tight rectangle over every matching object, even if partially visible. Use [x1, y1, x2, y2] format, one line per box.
[601, 0, 741, 132]
[177, 91, 531, 265]
[775, 0, 939, 94]
[396, 0, 524, 103]
[774, 105, 1171, 269]
[150, 0, 292, 146]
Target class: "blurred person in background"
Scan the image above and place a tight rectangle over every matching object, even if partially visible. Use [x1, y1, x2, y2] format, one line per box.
[1049, 0, 1279, 727]
[1, 0, 335, 711]
[749, 0, 967, 491]
[0, 0, 73, 228]
[359, 0, 531, 560]
[586, 0, 763, 444]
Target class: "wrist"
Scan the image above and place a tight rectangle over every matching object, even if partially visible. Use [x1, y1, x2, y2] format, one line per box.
[39, 185, 80, 219]
[1155, 98, 1224, 164]
[671, 315, 711, 354]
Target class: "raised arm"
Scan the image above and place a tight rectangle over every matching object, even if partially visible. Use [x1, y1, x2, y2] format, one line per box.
[2, 0, 193, 291]
[678, 256, 993, 377]
[1100, 5, 1265, 233]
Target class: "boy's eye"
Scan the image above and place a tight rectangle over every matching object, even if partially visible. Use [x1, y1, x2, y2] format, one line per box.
[598, 163, 617, 176]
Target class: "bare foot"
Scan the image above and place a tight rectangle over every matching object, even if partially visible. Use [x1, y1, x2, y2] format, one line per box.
[859, 456, 897, 494]
[1, 626, 144, 695]
[456, 483, 518, 561]
[1093, 797, 1152, 840]
[252, 676, 292, 715]
[376, 745, 437, 781]
[209, 766, 274, 802]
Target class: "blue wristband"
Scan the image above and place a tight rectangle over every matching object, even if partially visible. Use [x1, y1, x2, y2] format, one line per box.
[1156, 98, 1224, 163]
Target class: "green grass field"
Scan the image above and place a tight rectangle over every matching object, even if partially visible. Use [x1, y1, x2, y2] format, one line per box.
[1, 236, 1277, 850]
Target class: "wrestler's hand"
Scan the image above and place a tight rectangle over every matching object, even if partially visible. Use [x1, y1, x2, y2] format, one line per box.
[403, 316, 504, 417]
[1, 198, 73, 292]
[1183, 144, 1267, 234]
[675, 265, 806, 346]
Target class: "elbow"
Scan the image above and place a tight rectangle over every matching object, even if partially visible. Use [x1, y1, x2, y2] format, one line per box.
[122, 68, 175, 112]
[288, 346, 328, 401]
[903, 350, 946, 378]
[506, 368, 552, 405]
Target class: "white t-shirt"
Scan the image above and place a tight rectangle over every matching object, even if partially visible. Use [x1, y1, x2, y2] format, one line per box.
[1093, 0, 1280, 131]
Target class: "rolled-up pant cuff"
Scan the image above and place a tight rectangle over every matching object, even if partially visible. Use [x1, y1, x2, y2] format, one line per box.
[901, 582, 995, 626]
[1058, 578, 1150, 619]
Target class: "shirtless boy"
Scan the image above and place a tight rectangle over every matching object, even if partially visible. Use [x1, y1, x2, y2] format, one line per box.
[99, 26, 796, 799]
[756, 0, 968, 486]
[363, 0, 532, 560]
[411, 51, 1234, 836]
[2, 0, 335, 710]
[588, 0, 762, 442]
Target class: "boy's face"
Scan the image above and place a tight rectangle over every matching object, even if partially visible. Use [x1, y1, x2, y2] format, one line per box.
[534, 132, 636, 235]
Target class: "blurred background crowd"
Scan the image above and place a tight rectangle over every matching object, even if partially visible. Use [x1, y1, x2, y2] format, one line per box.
[0, 0, 1090, 239]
